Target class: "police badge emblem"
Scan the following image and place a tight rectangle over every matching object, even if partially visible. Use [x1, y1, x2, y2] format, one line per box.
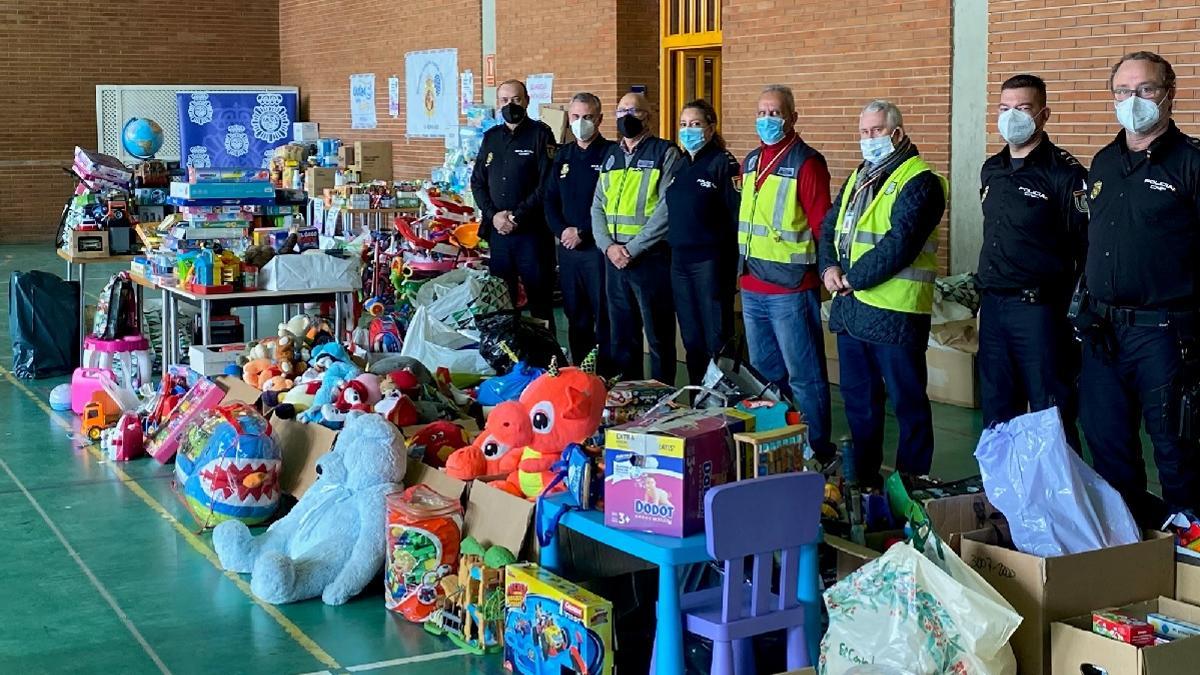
[1091, 180, 1102, 199]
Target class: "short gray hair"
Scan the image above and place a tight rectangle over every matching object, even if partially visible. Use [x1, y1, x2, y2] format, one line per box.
[570, 92, 602, 114]
[861, 99, 904, 129]
[760, 84, 796, 116]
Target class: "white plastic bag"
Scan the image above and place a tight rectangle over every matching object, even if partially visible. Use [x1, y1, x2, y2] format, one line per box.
[399, 306, 494, 376]
[821, 539, 1021, 675]
[414, 267, 510, 329]
[975, 407, 1140, 557]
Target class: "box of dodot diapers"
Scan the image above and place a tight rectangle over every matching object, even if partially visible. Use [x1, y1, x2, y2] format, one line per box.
[603, 408, 730, 537]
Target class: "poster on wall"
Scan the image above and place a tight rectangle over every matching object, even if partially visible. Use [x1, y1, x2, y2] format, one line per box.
[405, 48, 459, 138]
[177, 91, 298, 169]
[350, 73, 377, 129]
[526, 73, 554, 120]
[388, 76, 400, 118]
[461, 70, 474, 115]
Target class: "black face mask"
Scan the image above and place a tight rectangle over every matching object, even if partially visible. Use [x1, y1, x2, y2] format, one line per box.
[501, 102, 527, 124]
[616, 114, 645, 139]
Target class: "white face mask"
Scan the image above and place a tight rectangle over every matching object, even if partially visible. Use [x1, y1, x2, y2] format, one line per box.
[570, 118, 596, 141]
[860, 134, 895, 164]
[1115, 94, 1164, 135]
[998, 108, 1039, 146]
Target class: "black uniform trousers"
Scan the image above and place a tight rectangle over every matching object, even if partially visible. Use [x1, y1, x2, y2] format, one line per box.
[606, 245, 676, 383]
[1079, 322, 1200, 526]
[671, 256, 734, 385]
[558, 245, 609, 370]
[488, 231, 556, 330]
[979, 292, 1081, 451]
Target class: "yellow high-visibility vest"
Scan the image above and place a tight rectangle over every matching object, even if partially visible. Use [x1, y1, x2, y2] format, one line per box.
[834, 155, 947, 314]
[599, 137, 673, 240]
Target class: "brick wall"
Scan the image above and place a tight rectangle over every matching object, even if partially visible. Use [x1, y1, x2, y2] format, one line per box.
[279, 0, 482, 180]
[988, 0, 1200, 165]
[723, 0, 954, 271]
[496, 0, 620, 134]
[0, 1, 281, 243]
[616, 0, 663, 122]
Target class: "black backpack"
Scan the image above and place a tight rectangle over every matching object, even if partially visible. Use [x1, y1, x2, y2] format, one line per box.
[92, 271, 140, 340]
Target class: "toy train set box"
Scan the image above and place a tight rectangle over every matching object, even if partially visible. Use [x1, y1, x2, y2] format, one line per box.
[502, 563, 613, 675]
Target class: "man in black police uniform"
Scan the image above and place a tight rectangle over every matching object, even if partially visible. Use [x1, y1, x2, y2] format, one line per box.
[470, 79, 557, 325]
[977, 74, 1088, 450]
[1080, 51, 1200, 525]
[544, 92, 615, 370]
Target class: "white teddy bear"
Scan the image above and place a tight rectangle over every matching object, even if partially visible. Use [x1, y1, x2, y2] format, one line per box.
[212, 413, 407, 605]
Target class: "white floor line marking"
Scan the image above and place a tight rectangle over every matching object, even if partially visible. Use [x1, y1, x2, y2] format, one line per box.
[0, 456, 172, 675]
[343, 648, 468, 672]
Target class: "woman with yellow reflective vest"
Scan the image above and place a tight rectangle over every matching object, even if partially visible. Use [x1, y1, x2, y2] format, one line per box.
[590, 92, 683, 384]
[667, 99, 741, 385]
[818, 100, 948, 490]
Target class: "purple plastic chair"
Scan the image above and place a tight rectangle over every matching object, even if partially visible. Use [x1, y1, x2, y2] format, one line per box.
[679, 472, 825, 675]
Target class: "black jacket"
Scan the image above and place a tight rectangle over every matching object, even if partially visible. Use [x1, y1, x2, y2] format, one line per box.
[470, 119, 557, 241]
[544, 136, 616, 251]
[665, 142, 741, 263]
[1086, 121, 1200, 310]
[818, 144, 947, 347]
[977, 134, 1089, 297]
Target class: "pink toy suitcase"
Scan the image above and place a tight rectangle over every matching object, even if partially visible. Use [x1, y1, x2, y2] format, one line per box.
[71, 367, 116, 414]
[145, 378, 226, 464]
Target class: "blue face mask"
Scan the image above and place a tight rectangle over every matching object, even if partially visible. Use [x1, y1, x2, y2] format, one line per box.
[860, 134, 895, 164]
[756, 116, 786, 145]
[679, 127, 706, 153]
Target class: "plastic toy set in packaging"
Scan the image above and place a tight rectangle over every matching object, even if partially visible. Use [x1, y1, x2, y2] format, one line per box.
[503, 563, 612, 675]
[385, 485, 464, 622]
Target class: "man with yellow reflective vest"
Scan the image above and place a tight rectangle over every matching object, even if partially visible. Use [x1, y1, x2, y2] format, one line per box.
[591, 91, 682, 382]
[818, 100, 948, 489]
[738, 84, 835, 462]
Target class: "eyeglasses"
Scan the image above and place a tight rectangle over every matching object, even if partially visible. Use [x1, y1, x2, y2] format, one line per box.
[1112, 85, 1165, 100]
[616, 108, 645, 116]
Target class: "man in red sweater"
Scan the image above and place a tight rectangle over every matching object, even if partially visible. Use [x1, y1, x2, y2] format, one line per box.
[736, 84, 835, 460]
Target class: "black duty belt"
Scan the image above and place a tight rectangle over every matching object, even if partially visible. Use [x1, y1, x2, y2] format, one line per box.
[1092, 300, 1200, 329]
[982, 287, 1063, 304]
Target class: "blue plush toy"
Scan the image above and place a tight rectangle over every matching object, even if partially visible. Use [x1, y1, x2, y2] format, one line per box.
[212, 413, 407, 605]
[298, 362, 362, 425]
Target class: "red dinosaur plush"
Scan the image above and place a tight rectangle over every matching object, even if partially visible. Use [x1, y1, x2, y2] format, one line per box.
[444, 400, 530, 480]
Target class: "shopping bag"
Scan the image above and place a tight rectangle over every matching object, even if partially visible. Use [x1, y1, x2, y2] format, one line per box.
[974, 407, 1140, 557]
[9, 270, 80, 379]
[695, 339, 783, 408]
[820, 531, 1021, 675]
[475, 310, 566, 372]
[415, 267, 511, 330]
[399, 306, 494, 376]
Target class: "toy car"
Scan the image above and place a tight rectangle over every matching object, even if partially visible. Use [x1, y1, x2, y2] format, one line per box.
[81, 397, 118, 442]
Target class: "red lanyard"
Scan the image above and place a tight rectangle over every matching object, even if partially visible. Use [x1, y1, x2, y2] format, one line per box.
[754, 136, 797, 192]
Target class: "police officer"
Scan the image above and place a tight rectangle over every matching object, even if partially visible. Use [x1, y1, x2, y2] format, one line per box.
[544, 92, 615, 370]
[470, 79, 557, 325]
[1079, 51, 1200, 525]
[667, 98, 740, 385]
[819, 100, 947, 488]
[977, 74, 1088, 450]
[591, 92, 681, 383]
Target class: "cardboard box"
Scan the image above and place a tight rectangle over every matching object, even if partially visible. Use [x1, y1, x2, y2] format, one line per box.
[824, 529, 906, 580]
[273, 416, 338, 497]
[603, 408, 731, 537]
[823, 321, 980, 408]
[1178, 560, 1200, 605]
[293, 122, 319, 142]
[353, 141, 393, 182]
[503, 563, 613, 675]
[68, 229, 110, 258]
[305, 167, 336, 196]
[463, 479, 535, 558]
[188, 343, 246, 376]
[1052, 596, 1200, 674]
[337, 145, 354, 169]
[539, 104, 574, 144]
[961, 528, 1175, 675]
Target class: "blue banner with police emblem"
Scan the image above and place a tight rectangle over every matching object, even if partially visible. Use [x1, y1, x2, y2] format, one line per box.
[177, 91, 298, 169]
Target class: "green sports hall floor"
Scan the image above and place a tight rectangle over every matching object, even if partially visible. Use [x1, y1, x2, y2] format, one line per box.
[0, 243, 1159, 674]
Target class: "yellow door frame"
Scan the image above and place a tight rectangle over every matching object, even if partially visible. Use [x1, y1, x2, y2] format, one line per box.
[659, 0, 723, 137]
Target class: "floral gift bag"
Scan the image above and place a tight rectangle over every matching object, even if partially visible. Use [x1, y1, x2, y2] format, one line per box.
[819, 535, 1021, 675]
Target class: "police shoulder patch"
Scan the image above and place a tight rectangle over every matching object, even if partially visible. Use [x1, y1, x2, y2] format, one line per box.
[1090, 180, 1102, 199]
[732, 175, 743, 193]
[547, 145, 557, 160]
[1073, 189, 1089, 214]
